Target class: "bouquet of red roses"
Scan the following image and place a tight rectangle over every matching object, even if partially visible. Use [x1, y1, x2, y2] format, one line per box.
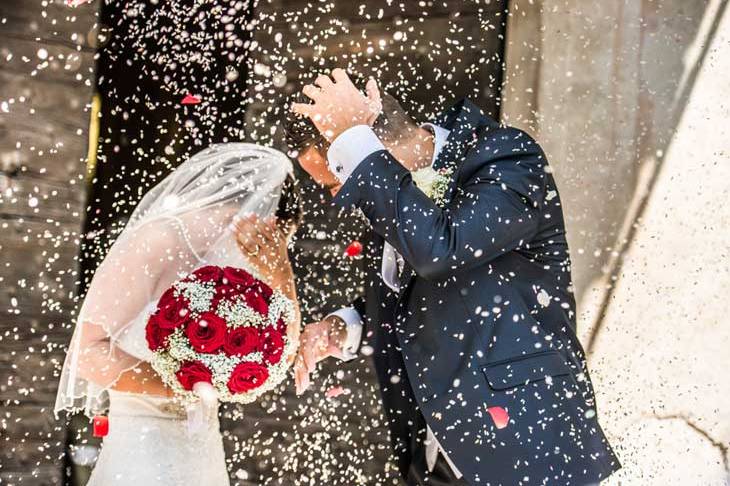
[146, 265, 296, 404]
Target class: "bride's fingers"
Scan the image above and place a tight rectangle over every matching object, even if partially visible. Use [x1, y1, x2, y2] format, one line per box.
[234, 222, 262, 253]
[252, 217, 276, 244]
[233, 217, 255, 239]
[265, 217, 284, 238]
[234, 216, 273, 251]
[234, 226, 258, 254]
[235, 239, 256, 256]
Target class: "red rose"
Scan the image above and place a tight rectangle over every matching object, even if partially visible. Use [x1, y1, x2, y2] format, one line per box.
[193, 265, 223, 282]
[185, 312, 227, 353]
[156, 296, 189, 329]
[211, 284, 239, 308]
[222, 266, 255, 288]
[176, 360, 213, 391]
[146, 315, 173, 351]
[260, 326, 284, 365]
[255, 281, 273, 300]
[157, 287, 178, 309]
[223, 327, 260, 357]
[275, 317, 287, 333]
[227, 361, 269, 394]
[243, 287, 269, 315]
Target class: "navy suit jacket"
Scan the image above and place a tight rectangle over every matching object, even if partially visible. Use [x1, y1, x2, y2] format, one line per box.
[334, 99, 620, 485]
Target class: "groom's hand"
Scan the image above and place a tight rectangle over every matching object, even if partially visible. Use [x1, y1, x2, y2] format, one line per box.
[293, 316, 348, 394]
[291, 68, 382, 142]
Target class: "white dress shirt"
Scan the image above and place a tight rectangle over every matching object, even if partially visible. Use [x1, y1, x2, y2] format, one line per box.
[325, 122, 462, 478]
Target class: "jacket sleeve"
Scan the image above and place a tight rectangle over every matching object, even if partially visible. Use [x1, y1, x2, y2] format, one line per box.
[332, 128, 548, 281]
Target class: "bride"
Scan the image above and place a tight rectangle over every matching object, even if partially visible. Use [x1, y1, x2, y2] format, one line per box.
[55, 144, 302, 485]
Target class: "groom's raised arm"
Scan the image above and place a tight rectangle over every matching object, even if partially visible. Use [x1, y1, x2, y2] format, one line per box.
[330, 125, 547, 281]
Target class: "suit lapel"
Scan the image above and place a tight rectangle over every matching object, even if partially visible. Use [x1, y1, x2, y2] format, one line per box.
[398, 256, 416, 294]
[432, 99, 487, 204]
[397, 99, 489, 295]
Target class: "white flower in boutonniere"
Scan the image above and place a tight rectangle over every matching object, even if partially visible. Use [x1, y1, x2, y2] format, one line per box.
[411, 166, 454, 207]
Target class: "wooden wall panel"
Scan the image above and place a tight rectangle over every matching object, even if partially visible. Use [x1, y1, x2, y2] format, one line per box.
[0, 1, 97, 484]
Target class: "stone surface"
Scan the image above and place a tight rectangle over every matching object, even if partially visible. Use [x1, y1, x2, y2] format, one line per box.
[589, 3, 730, 483]
[503, 0, 714, 307]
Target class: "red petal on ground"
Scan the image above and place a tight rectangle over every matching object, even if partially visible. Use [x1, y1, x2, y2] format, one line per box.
[487, 406, 509, 429]
[325, 386, 345, 398]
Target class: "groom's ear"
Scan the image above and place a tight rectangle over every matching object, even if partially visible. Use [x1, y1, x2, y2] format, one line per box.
[296, 144, 340, 191]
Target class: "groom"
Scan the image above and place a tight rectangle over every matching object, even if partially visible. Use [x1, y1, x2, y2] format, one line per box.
[286, 69, 620, 485]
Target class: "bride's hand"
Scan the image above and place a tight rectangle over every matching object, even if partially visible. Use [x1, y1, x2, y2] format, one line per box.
[233, 214, 302, 362]
[232, 214, 294, 292]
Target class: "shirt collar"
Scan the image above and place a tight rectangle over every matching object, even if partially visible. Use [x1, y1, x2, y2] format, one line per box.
[421, 122, 451, 167]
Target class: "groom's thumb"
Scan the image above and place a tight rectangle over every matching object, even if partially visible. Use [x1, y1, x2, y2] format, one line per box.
[366, 78, 380, 101]
[365, 78, 382, 124]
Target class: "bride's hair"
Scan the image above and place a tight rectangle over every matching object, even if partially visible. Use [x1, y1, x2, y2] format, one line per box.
[275, 174, 303, 230]
[283, 71, 417, 155]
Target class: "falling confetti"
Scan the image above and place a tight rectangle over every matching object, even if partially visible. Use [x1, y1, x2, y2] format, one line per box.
[181, 93, 201, 105]
[8, 0, 713, 482]
[345, 241, 363, 258]
[537, 288, 552, 308]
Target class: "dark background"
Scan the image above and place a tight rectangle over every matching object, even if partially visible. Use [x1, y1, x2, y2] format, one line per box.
[0, 0, 506, 484]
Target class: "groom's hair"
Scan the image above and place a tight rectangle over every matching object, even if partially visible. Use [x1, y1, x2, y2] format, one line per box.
[283, 73, 417, 156]
[372, 94, 419, 145]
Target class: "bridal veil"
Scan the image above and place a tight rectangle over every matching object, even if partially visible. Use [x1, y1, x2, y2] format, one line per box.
[55, 143, 293, 416]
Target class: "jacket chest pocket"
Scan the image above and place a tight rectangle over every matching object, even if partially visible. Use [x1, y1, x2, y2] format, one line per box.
[482, 350, 574, 391]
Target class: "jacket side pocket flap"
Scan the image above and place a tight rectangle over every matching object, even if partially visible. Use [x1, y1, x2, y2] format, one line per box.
[483, 351, 572, 390]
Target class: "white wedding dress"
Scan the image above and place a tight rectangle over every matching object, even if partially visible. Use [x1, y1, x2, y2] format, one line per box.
[87, 391, 230, 486]
[86, 302, 231, 486]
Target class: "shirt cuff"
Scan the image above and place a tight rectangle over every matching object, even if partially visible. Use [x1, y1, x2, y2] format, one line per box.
[327, 307, 363, 361]
[327, 125, 386, 183]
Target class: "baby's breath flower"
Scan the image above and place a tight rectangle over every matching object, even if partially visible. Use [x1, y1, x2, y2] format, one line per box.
[217, 298, 268, 328]
[148, 268, 300, 406]
[174, 279, 216, 314]
[411, 166, 454, 206]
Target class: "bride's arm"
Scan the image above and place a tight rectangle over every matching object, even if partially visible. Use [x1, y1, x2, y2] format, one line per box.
[233, 214, 301, 347]
[75, 320, 173, 396]
[112, 363, 173, 396]
[74, 225, 177, 397]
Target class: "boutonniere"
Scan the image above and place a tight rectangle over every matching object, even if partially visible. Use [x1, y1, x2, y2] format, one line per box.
[411, 166, 454, 207]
